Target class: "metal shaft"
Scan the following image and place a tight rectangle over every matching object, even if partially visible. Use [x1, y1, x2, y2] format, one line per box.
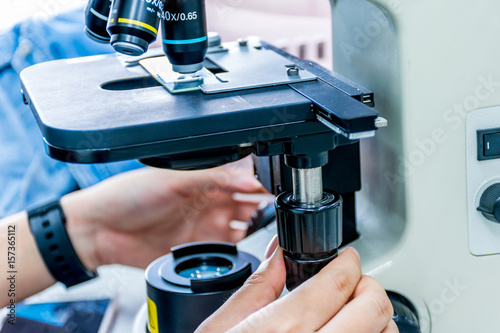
[292, 167, 323, 204]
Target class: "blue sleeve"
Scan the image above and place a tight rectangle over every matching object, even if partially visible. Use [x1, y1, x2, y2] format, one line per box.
[0, 8, 143, 217]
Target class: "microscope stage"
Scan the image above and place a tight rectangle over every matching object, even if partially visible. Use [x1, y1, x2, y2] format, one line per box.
[20, 41, 378, 164]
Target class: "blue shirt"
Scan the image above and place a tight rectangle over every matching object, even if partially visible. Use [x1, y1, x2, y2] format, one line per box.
[0, 9, 143, 218]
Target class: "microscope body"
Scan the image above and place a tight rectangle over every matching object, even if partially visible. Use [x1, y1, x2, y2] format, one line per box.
[331, 0, 500, 331]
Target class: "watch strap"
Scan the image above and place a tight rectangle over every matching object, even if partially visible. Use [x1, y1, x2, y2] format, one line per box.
[28, 200, 97, 288]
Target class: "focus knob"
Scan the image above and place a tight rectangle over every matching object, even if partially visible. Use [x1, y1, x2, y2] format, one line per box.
[477, 183, 500, 223]
[387, 291, 420, 333]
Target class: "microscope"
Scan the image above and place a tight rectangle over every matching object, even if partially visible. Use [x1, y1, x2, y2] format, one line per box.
[21, 0, 500, 332]
[26, 0, 383, 292]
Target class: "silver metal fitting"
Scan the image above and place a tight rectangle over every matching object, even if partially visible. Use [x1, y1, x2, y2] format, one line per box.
[287, 66, 300, 76]
[292, 167, 323, 204]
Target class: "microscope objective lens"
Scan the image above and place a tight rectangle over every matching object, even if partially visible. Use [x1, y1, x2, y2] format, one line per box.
[84, 0, 112, 43]
[161, 0, 208, 74]
[106, 0, 164, 56]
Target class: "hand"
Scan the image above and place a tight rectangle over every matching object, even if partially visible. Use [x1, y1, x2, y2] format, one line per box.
[61, 163, 266, 271]
[196, 238, 397, 333]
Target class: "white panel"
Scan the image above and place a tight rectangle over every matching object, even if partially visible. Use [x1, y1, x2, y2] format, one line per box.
[466, 106, 500, 255]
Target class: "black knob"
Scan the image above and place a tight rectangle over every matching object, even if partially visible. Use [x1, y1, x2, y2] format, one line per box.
[275, 190, 342, 291]
[477, 183, 500, 222]
[386, 291, 421, 333]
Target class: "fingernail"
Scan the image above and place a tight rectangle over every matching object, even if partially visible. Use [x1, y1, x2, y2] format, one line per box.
[342, 247, 360, 260]
[264, 235, 279, 260]
[232, 193, 275, 203]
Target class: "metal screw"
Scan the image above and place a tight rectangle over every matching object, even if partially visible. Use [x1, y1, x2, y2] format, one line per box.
[287, 66, 300, 76]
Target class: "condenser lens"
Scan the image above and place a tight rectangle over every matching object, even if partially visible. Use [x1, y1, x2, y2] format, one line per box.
[176, 257, 232, 279]
[179, 266, 231, 279]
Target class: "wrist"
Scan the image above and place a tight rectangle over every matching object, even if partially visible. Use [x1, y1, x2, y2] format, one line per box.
[60, 192, 100, 271]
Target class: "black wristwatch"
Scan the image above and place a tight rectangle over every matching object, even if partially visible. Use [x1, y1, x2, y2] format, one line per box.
[28, 200, 98, 288]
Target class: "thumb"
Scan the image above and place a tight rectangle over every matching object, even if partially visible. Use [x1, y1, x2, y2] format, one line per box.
[195, 237, 285, 332]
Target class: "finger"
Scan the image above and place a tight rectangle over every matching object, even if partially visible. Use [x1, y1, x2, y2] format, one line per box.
[195, 244, 285, 333]
[263, 235, 279, 259]
[235, 247, 362, 332]
[233, 201, 263, 223]
[194, 214, 246, 244]
[156, 167, 263, 198]
[318, 276, 394, 333]
[380, 320, 399, 333]
[191, 168, 265, 194]
[222, 155, 255, 174]
[228, 222, 247, 244]
[225, 174, 265, 194]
